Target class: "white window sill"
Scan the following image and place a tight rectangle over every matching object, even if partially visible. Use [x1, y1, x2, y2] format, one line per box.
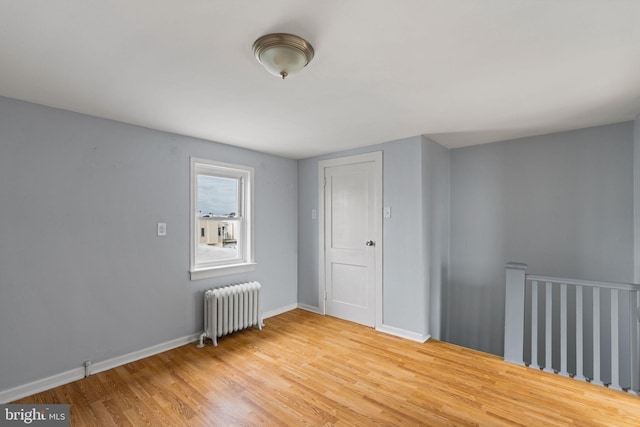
[190, 263, 256, 280]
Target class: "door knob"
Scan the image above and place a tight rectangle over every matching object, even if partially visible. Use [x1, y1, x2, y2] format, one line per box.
[365, 240, 375, 246]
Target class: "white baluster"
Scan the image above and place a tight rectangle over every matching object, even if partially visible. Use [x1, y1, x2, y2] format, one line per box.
[560, 283, 568, 377]
[630, 290, 639, 394]
[575, 285, 586, 381]
[592, 287, 603, 386]
[531, 280, 539, 369]
[610, 289, 621, 390]
[544, 282, 554, 373]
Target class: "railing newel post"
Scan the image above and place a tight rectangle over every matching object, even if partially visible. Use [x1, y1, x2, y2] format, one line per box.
[504, 262, 528, 365]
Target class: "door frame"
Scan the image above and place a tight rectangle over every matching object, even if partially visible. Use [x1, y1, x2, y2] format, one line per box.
[318, 151, 383, 328]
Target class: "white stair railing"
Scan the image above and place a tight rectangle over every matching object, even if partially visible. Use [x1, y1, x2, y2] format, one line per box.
[504, 262, 640, 394]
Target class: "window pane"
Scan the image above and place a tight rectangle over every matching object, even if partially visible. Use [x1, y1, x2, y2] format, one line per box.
[196, 219, 241, 264]
[197, 175, 238, 217]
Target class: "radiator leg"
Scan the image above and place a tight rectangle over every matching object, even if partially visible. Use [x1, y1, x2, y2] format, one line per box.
[197, 332, 207, 348]
[213, 335, 218, 347]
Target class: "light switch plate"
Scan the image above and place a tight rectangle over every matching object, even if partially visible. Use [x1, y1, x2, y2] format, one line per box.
[157, 222, 167, 236]
[312, 209, 317, 220]
[383, 206, 391, 219]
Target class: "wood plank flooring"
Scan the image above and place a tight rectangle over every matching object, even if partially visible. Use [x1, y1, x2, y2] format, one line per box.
[14, 309, 640, 426]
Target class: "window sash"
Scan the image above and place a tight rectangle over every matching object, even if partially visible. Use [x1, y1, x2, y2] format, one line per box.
[196, 173, 244, 218]
[190, 158, 254, 279]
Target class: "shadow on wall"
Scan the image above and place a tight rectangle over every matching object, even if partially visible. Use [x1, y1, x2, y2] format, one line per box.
[445, 278, 505, 356]
[432, 263, 449, 341]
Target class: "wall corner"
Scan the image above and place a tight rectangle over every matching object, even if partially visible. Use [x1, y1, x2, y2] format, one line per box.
[634, 115, 640, 282]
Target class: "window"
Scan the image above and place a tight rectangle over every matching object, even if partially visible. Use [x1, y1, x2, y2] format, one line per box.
[190, 158, 254, 279]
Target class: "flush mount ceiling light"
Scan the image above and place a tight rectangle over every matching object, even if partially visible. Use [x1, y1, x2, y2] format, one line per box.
[252, 33, 314, 79]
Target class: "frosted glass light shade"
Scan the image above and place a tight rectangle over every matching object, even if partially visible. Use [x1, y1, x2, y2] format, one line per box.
[257, 45, 307, 78]
[253, 33, 314, 79]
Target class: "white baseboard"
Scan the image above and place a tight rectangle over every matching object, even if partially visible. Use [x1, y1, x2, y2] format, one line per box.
[0, 367, 85, 404]
[91, 333, 201, 376]
[2, 303, 301, 403]
[376, 324, 431, 343]
[262, 303, 298, 320]
[297, 303, 322, 314]
[296, 306, 429, 344]
[0, 333, 201, 404]
[297, 305, 429, 343]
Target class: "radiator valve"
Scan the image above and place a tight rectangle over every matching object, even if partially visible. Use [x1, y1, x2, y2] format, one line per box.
[84, 360, 92, 377]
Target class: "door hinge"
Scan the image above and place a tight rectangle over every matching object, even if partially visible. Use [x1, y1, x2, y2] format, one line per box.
[324, 290, 327, 300]
[323, 177, 327, 188]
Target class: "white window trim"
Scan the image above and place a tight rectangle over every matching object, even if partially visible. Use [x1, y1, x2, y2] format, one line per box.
[190, 262, 256, 280]
[190, 157, 255, 280]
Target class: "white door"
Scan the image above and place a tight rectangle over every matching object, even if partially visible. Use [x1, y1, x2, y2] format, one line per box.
[319, 152, 382, 327]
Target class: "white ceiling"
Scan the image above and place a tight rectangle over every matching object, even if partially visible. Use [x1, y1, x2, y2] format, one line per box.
[1, 1, 639, 159]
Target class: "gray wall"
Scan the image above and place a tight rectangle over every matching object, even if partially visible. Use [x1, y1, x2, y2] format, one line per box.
[423, 137, 450, 340]
[0, 97, 298, 392]
[448, 122, 634, 356]
[382, 138, 427, 333]
[298, 136, 450, 338]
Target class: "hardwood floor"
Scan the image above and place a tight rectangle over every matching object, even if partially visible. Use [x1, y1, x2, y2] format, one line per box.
[14, 309, 640, 426]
